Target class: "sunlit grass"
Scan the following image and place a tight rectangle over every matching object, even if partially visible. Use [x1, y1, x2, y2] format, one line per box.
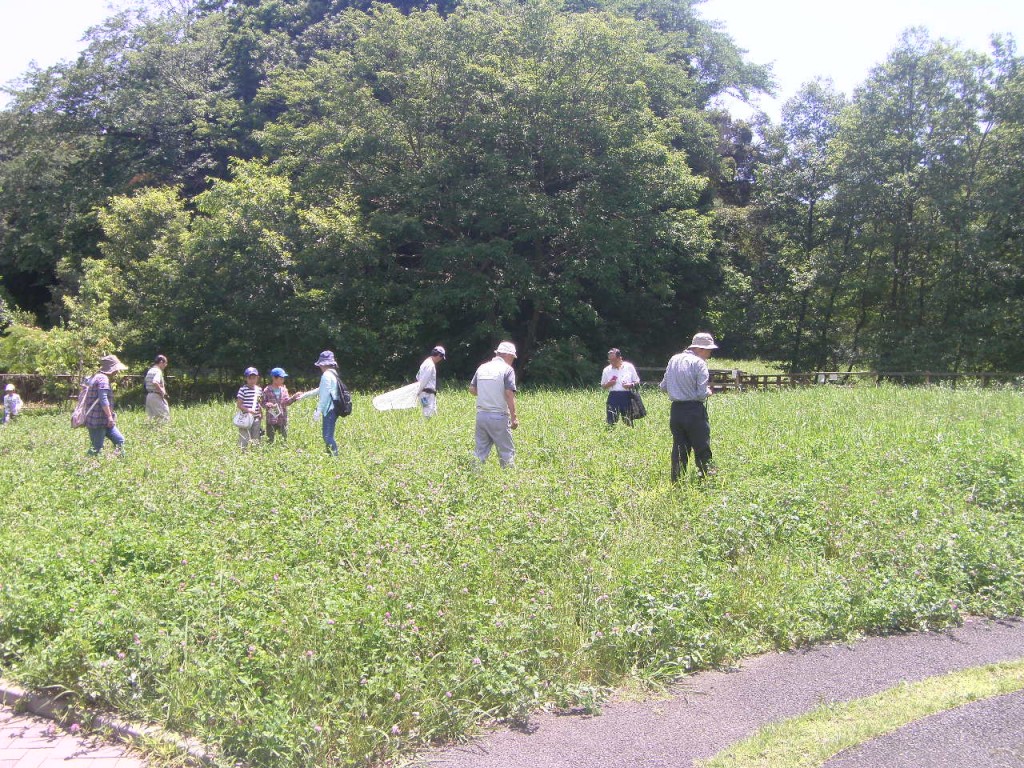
[0, 385, 1022, 767]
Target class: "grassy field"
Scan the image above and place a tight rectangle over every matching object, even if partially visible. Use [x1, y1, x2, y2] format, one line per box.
[0, 385, 1022, 767]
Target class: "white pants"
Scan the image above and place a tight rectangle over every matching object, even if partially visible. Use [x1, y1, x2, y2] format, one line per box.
[420, 392, 437, 418]
[145, 393, 170, 421]
[474, 412, 514, 467]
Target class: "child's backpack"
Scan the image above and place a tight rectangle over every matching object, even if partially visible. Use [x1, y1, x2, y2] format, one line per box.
[328, 370, 353, 417]
[70, 376, 98, 428]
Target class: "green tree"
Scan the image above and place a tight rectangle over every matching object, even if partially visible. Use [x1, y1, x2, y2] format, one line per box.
[261, 0, 718, 376]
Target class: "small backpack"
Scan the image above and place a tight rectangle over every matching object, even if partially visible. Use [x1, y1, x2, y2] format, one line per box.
[70, 376, 98, 428]
[328, 370, 353, 417]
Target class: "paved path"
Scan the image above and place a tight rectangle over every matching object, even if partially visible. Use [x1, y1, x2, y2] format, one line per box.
[412, 617, 1024, 768]
[0, 707, 145, 768]
[824, 688, 1024, 768]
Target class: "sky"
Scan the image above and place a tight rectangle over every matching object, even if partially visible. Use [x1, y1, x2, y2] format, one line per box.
[0, 0, 1022, 114]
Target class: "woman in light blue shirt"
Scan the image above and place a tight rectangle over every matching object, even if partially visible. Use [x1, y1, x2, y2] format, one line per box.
[315, 350, 341, 456]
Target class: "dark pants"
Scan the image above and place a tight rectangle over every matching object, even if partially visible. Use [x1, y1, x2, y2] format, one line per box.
[606, 391, 634, 426]
[670, 400, 712, 481]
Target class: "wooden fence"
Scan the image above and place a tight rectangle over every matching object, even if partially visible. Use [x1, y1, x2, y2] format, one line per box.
[635, 368, 1024, 393]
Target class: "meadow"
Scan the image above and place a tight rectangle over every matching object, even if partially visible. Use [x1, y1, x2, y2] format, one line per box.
[0, 384, 1022, 767]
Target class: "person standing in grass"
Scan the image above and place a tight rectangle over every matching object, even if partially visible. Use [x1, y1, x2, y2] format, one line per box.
[84, 355, 129, 456]
[3, 383, 23, 424]
[144, 354, 170, 423]
[469, 341, 519, 468]
[601, 348, 640, 427]
[236, 367, 263, 450]
[416, 346, 446, 419]
[660, 332, 717, 481]
[261, 367, 310, 444]
[315, 351, 343, 456]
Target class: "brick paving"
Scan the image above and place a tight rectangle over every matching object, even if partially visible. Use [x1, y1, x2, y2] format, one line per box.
[0, 707, 146, 768]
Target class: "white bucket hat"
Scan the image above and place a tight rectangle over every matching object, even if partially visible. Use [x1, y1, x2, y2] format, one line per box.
[494, 341, 517, 358]
[688, 332, 718, 350]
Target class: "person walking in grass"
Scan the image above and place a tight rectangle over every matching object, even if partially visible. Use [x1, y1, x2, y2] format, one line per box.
[315, 351, 343, 456]
[601, 347, 640, 427]
[144, 354, 170, 423]
[660, 332, 718, 481]
[236, 367, 263, 450]
[84, 355, 129, 456]
[3, 383, 23, 424]
[261, 367, 311, 444]
[469, 341, 519, 468]
[416, 346, 446, 419]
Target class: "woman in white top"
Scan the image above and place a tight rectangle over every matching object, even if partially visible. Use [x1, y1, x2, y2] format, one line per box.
[600, 348, 640, 426]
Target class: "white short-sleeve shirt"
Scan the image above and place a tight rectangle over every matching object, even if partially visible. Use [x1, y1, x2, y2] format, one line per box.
[601, 362, 639, 391]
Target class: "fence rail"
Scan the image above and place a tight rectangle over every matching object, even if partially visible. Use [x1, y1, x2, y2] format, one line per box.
[634, 368, 1024, 393]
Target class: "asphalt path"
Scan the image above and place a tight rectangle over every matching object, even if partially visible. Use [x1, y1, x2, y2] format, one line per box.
[824, 688, 1024, 768]
[411, 617, 1024, 768]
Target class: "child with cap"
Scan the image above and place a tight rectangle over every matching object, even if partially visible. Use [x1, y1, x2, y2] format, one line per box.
[235, 367, 264, 449]
[260, 367, 315, 444]
[3, 383, 23, 424]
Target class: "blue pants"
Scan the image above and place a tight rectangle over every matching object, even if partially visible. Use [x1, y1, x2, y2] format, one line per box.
[322, 408, 339, 455]
[669, 401, 711, 480]
[606, 391, 634, 426]
[88, 425, 125, 454]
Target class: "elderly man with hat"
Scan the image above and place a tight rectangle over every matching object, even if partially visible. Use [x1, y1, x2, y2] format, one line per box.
[416, 345, 446, 419]
[468, 341, 519, 468]
[84, 354, 129, 456]
[660, 332, 718, 481]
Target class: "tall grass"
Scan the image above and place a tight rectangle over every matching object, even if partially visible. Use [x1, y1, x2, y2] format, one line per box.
[0, 385, 1021, 766]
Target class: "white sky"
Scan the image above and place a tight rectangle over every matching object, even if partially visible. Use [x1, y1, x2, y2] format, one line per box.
[1, 0, 1022, 115]
[701, 0, 1023, 119]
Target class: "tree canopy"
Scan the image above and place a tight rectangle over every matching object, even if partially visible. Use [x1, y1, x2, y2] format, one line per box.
[0, 0, 1020, 381]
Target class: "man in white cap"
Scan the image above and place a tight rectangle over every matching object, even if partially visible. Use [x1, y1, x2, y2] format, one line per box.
[416, 346, 446, 419]
[660, 332, 718, 481]
[468, 341, 519, 467]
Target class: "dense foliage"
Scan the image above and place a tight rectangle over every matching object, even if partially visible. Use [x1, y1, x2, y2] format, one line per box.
[0, 0, 1021, 380]
[1, 387, 1022, 766]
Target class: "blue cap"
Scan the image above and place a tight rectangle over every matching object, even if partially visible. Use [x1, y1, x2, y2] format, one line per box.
[270, 367, 288, 378]
[243, 367, 259, 377]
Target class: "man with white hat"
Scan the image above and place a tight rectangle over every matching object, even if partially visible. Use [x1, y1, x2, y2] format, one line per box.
[468, 341, 519, 468]
[416, 345, 446, 419]
[660, 332, 718, 481]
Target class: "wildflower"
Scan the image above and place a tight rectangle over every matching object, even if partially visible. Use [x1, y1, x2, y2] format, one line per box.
[313, 725, 323, 733]
[360, 677, 368, 686]
[472, 657, 482, 666]
[393, 692, 401, 701]
[69, 723, 81, 734]
[133, 634, 141, 644]
[305, 650, 315, 659]
[446, 691, 453, 698]
[326, 619, 335, 625]
[391, 725, 401, 735]
[117, 651, 126, 660]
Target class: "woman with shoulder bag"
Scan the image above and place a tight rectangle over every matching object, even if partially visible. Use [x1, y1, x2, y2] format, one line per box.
[84, 355, 129, 456]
